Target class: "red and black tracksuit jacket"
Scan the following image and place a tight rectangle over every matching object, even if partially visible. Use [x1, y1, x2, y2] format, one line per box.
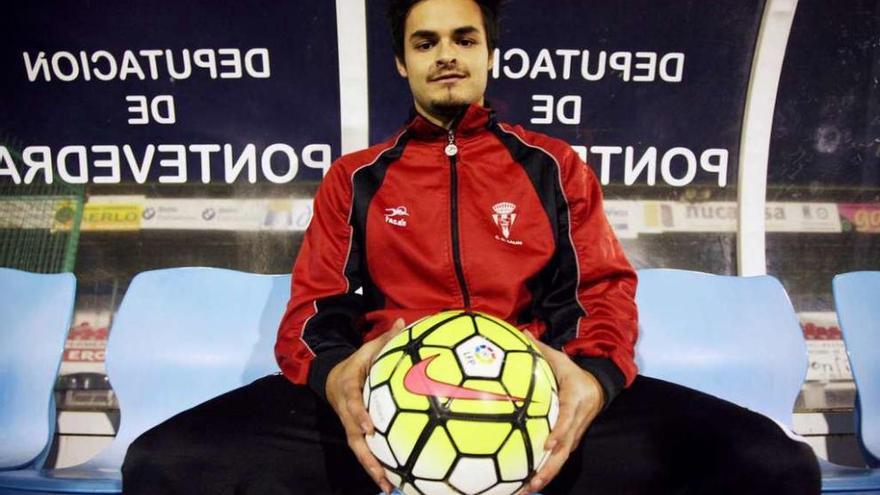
[275, 103, 638, 406]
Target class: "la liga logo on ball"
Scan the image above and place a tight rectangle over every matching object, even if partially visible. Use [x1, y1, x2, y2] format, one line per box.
[470, 343, 497, 365]
[363, 310, 559, 495]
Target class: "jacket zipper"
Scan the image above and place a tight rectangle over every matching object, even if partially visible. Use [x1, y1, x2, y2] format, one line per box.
[446, 129, 471, 308]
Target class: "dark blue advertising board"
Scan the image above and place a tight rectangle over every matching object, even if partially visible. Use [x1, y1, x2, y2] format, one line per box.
[367, 0, 765, 192]
[1, 1, 340, 185]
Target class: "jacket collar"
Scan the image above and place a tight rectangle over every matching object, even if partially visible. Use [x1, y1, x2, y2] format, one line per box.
[404, 103, 494, 140]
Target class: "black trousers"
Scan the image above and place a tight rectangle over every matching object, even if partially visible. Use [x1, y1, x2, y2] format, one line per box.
[122, 374, 820, 494]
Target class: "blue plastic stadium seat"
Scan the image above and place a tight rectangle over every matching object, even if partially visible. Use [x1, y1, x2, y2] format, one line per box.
[833, 271, 880, 467]
[0, 268, 289, 494]
[636, 268, 880, 494]
[634, 269, 806, 429]
[0, 268, 76, 471]
[820, 271, 880, 493]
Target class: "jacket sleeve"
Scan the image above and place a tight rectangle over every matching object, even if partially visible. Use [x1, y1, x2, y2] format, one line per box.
[274, 160, 366, 401]
[535, 148, 639, 408]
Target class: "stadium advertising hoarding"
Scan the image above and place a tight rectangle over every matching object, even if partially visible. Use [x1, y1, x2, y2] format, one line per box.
[2, 1, 342, 376]
[0, 1, 341, 186]
[367, 0, 764, 191]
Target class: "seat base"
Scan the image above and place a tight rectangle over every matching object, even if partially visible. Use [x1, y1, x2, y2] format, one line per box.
[821, 459, 880, 493]
[0, 467, 121, 494]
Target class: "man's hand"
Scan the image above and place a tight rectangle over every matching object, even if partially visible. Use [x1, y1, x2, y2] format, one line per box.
[325, 318, 406, 495]
[520, 337, 605, 495]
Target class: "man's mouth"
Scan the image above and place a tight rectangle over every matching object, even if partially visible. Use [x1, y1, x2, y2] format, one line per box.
[430, 72, 467, 83]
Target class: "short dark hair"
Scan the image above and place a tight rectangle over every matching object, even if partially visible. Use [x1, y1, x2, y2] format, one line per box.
[386, 0, 502, 61]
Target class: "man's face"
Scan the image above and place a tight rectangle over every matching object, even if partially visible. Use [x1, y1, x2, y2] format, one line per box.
[396, 0, 493, 122]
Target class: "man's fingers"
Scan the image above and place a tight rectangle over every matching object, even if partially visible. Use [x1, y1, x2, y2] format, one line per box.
[343, 378, 374, 435]
[532, 426, 578, 492]
[348, 435, 382, 474]
[346, 318, 409, 437]
[571, 416, 591, 453]
[523, 330, 570, 371]
[380, 318, 406, 340]
[523, 330, 552, 354]
[379, 318, 407, 344]
[349, 434, 392, 493]
[336, 398, 364, 438]
[518, 394, 579, 494]
[366, 318, 408, 357]
[544, 396, 577, 452]
[347, 393, 374, 435]
[338, 386, 392, 492]
[524, 445, 571, 495]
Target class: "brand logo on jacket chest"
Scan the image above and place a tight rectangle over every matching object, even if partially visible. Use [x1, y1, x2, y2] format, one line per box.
[385, 206, 409, 227]
[492, 202, 523, 246]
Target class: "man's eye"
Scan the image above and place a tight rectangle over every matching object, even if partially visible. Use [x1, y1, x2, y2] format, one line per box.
[415, 42, 433, 50]
[458, 39, 476, 47]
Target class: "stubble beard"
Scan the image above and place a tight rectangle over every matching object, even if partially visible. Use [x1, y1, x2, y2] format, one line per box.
[428, 90, 471, 120]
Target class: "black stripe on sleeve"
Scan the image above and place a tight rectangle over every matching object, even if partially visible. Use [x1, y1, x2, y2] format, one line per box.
[303, 134, 410, 400]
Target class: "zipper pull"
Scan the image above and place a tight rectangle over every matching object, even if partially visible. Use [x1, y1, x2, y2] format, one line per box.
[445, 130, 458, 157]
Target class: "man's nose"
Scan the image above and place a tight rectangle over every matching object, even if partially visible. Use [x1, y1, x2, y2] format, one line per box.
[435, 40, 457, 66]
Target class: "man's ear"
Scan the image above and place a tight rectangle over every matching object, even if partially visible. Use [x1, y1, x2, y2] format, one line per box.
[395, 56, 408, 78]
[487, 50, 494, 72]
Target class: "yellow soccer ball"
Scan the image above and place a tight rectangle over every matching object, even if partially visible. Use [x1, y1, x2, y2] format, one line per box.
[363, 310, 559, 495]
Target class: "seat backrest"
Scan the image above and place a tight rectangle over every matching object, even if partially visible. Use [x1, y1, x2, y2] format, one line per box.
[635, 269, 807, 430]
[832, 271, 880, 467]
[0, 268, 76, 469]
[83, 268, 290, 469]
